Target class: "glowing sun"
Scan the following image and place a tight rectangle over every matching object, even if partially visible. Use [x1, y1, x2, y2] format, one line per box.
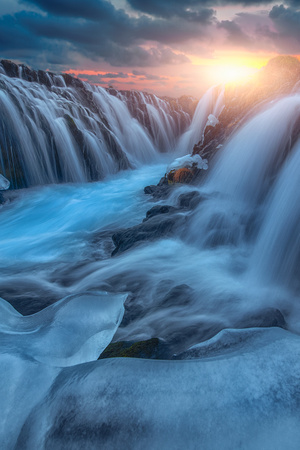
[218, 64, 256, 84]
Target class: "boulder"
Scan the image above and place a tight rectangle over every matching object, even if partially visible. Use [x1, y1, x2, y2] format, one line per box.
[172, 168, 194, 184]
[143, 184, 172, 199]
[143, 205, 177, 221]
[112, 213, 183, 255]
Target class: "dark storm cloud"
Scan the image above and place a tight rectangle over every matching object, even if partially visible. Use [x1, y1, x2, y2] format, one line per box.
[270, 4, 300, 39]
[127, 0, 275, 19]
[218, 20, 251, 45]
[0, 12, 73, 68]
[21, 0, 116, 19]
[0, 1, 199, 68]
[268, 4, 300, 52]
[103, 45, 189, 67]
[22, 0, 216, 23]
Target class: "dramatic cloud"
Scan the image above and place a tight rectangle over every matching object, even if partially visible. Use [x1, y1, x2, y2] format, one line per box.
[0, 0, 300, 95]
[270, 4, 300, 40]
[0, 1, 198, 68]
[126, 0, 276, 18]
[218, 19, 251, 46]
[21, 0, 117, 19]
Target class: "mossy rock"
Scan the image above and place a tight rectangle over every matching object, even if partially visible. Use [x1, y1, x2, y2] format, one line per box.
[98, 338, 168, 360]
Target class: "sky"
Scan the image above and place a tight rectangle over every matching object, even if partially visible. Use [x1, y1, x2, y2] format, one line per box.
[1, 0, 300, 97]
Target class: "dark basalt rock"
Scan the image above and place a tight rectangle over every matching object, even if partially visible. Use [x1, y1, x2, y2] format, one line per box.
[20, 65, 38, 83]
[1, 60, 19, 78]
[62, 73, 85, 89]
[112, 188, 205, 255]
[143, 184, 172, 199]
[112, 213, 183, 255]
[177, 191, 204, 209]
[143, 204, 177, 221]
[37, 70, 53, 88]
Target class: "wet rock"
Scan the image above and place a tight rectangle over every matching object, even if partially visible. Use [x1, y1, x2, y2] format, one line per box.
[143, 205, 177, 221]
[1, 60, 19, 78]
[164, 166, 203, 186]
[113, 186, 205, 255]
[177, 191, 204, 209]
[169, 168, 193, 184]
[20, 65, 38, 83]
[112, 213, 183, 255]
[143, 184, 172, 199]
[157, 176, 169, 186]
[62, 73, 85, 89]
[98, 338, 169, 360]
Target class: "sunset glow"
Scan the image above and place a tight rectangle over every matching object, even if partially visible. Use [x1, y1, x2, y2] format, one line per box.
[217, 64, 256, 84]
[1, 1, 300, 97]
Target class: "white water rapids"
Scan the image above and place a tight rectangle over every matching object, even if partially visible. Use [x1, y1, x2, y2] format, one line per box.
[1, 74, 300, 448]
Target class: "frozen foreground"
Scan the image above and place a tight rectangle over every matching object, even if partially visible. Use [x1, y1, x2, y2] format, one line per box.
[1, 292, 300, 449]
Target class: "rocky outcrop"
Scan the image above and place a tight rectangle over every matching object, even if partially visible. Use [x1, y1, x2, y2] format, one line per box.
[168, 167, 195, 184]
[112, 190, 204, 255]
[112, 213, 183, 255]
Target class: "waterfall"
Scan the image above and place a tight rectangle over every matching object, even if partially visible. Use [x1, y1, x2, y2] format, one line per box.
[206, 94, 300, 205]
[175, 85, 224, 156]
[0, 62, 191, 188]
[110, 89, 191, 151]
[249, 138, 300, 289]
[187, 92, 300, 267]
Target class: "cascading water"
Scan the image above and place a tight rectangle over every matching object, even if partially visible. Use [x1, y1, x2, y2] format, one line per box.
[206, 94, 300, 204]
[112, 89, 191, 151]
[175, 85, 224, 156]
[0, 62, 191, 188]
[249, 138, 300, 290]
[186, 94, 300, 250]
